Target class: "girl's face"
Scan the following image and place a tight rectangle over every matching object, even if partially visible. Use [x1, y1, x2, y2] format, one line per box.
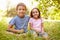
[32, 9, 39, 19]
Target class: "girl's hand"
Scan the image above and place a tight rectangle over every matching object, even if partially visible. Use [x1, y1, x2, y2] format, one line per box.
[32, 28, 40, 33]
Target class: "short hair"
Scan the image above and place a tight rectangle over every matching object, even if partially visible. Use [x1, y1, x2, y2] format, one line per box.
[16, 3, 27, 10]
[30, 8, 41, 18]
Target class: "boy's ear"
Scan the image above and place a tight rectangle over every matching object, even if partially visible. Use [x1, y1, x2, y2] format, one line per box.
[15, 8, 17, 11]
[15, 10, 18, 13]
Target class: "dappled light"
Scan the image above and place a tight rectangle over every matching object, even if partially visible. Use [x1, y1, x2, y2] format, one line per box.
[0, 0, 60, 40]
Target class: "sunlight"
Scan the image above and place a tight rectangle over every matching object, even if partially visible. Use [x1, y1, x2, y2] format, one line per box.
[0, 0, 38, 11]
[0, 0, 7, 10]
[8, 0, 36, 10]
[0, 0, 38, 22]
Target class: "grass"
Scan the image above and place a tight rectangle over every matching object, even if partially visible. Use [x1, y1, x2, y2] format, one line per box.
[44, 21, 60, 40]
[0, 18, 60, 40]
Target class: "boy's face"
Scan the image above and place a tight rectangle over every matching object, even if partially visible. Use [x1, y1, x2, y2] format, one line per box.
[17, 6, 26, 18]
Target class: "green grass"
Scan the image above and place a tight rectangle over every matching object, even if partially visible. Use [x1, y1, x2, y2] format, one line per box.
[0, 18, 60, 40]
[44, 21, 60, 40]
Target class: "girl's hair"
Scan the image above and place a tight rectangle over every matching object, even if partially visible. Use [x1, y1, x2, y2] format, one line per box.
[16, 3, 27, 10]
[30, 8, 41, 18]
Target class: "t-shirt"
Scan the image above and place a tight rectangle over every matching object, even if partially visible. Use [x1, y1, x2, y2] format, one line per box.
[9, 15, 30, 32]
[29, 18, 44, 32]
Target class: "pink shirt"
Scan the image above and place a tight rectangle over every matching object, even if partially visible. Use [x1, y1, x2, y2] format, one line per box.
[29, 18, 44, 32]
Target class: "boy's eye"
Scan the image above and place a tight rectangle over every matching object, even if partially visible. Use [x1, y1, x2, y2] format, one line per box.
[23, 9, 25, 10]
[19, 9, 21, 10]
[18, 9, 25, 11]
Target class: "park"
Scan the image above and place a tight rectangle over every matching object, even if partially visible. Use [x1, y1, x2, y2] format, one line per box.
[0, 0, 60, 40]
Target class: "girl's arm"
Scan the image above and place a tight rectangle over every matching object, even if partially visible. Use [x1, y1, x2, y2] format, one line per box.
[29, 23, 32, 30]
[29, 23, 35, 30]
[29, 23, 37, 31]
[41, 23, 45, 33]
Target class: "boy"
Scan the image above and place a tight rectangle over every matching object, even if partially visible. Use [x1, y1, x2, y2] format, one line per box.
[7, 3, 30, 34]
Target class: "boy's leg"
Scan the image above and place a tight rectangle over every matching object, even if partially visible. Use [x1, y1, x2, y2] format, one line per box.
[6, 31, 14, 35]
[33, 31, 37, 37]
[6, 29, 27, 37]
[29, 30, 37, 37]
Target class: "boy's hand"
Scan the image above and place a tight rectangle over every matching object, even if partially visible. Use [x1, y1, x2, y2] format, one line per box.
[12, 29, 24, 34]
[18, 29, 24, 33]
[7, 28, 24, 34]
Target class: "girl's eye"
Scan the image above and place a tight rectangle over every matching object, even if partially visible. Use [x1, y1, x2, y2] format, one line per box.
[32, 12, 35, 13]
[35, 11, 38, 13]
[32, 11, 38, 14]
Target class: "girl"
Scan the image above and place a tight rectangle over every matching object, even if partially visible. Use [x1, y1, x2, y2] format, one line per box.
[29, 8, 48, 40]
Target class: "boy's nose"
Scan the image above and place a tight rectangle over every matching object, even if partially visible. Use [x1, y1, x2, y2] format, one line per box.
[20, 10, 24, 13]
[20, 10, 23, 12]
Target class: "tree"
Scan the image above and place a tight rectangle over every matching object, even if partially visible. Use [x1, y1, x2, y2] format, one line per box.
[5, 8, 17, 17]
[34, 0, 60, 20]
[5, 7, 29, 17]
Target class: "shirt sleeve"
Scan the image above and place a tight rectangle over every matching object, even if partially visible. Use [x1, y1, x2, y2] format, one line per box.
[29, 18, 33, 24]
[9, 18, 15, 25]
[41, 18, 44, 23]
[28, 16, 30, 22]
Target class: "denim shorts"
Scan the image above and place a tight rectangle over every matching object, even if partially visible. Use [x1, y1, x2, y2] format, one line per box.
[29, 30, 48, 37]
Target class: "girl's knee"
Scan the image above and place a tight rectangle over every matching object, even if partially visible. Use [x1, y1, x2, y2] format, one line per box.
[43, 35, 49, 40]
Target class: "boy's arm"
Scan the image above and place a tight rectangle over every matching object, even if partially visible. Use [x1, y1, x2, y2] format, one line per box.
[7, 24, 18, 33]
[7, 24, 24, 33]
[7, 24, 13, 30]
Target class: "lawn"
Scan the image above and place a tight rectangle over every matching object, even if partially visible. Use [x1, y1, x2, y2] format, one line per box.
[0, 18, 60, 40]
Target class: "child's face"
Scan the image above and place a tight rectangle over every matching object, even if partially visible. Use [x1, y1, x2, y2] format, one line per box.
[17, 6, 26, 18]
[32, 9, 39, 19]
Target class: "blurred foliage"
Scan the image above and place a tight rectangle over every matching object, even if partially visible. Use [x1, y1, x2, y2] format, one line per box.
[5, 7, 29, 17]
[4, 0, 60, 20]
[0, 18, 60, 40]
[44, 21, 60, 40]
[34, 0, 60, 20]
[0, 10, 3, 12]
[0, 10, 3, 16]
[5, 8, 17, 17]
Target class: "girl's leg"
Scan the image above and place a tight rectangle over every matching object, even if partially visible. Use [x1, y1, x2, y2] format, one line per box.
[39, 32, 49, 40]
[42, 32, 49, 40]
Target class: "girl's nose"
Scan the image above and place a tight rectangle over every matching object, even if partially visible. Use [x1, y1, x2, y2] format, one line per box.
[35, 13, 38, 14]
